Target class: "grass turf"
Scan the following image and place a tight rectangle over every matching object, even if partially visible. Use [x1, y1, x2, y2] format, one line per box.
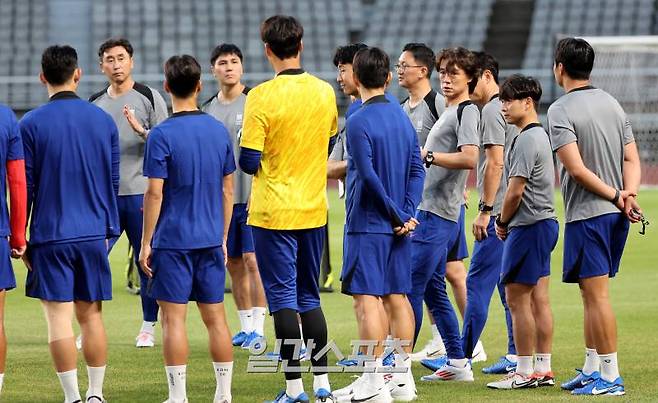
[2, 189, 657, 402]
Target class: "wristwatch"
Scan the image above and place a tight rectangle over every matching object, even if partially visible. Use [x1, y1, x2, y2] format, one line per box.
[478, 201, 494, 213]
[424, 150, 434, 168]
[495, 216, 508, 228]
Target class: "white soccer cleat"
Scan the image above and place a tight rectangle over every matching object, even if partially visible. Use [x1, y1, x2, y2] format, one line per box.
[135, 331, 155, 348]
[387, 368, 417, 401]
[486, 371, 538, 390]
[76, 334, 82, 351]
[339, 376, 392, 403]
[471, 340, 487, 363]
[420, 360, 474, 382]
[213, 396, 231, 403]
[333, 375, 365, 398]
[408, 338, 446, 362]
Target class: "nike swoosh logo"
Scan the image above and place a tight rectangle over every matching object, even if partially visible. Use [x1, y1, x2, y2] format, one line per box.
[592, 386, 619, 395]
[512, 379, 536, 388]
[505, 365, 516, 372]
[351, 393, 379, 402]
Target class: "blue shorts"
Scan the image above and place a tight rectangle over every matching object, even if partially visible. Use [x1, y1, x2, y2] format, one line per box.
[447, 204, 469, 262]
[26, 239, 112, 302]
[563, 213, 629, 283]
[0, 239, 16, 291]
[227, 203, 255, 258]
[501, 219, 558, 285]
[341, 233, 411, 296]
[148, 246, 226, 304]
[252, 226, 324, 314]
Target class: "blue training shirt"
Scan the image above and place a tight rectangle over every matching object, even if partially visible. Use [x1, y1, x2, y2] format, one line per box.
[19, 92, 120, 245]
[144, 111, 236, 249]
[0, 104, 24, 237]
[345, 94, 425, 234]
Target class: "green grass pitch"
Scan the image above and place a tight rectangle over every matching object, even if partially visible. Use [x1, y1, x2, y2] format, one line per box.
[2, 189, 657, 402]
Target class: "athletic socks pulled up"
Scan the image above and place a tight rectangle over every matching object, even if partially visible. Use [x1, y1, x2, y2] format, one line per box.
[252, 306, 267, 335]
[213, 361, 233, 402]
[534, 353, 552, 373]
[165, 365, 187, 402]
[583, 347, 600, 375]
[57, 369, 81, 403]
[237, 310, 254, 334]
[86, 365, 106, 400]
[599, 352, 620, 382]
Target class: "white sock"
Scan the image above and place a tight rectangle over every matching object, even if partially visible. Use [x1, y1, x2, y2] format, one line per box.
[140, 321, 156, 335]
[252, 307, 267, 335]
[583, 347, 600, 375]
[599, 352, 620, 382]
[285, 378, 304, 398]
[364, 358, 385, 387]
[516, 356, 533, 377]
[86, 365, 106, 399]
[430, 324, 442, 342]
[165, 365, 187, 402]
[448, 358, 468, 368]
[213, 362, 233, 402]
[238, 310, 254, 333]
[0, 373, 4, 394]
[506, 354, 518, 363]
[313, 373, 330, 393]
[56, 369, 81, 403]
[534, 353, 551, 374]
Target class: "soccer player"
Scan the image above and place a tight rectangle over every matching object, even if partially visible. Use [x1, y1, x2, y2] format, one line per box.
[0, 104, 27, 396]
[239, 15, 337, 403]
[487, 74, 558, 390]
[139, 54, 235, 403]
[549, 38, 641, 396]
[201, 43, 268, 350]
[90, 37, 168, 348]
[410, 47, 480, 382]
[20, 45, 119, 403]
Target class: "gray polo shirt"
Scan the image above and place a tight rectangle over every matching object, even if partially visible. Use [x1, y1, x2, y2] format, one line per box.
[477, 96, 520, 215]
[91, 83, 168, 196]
[402, 89, 446, 147]
[419, 101, 480, 222]
[547, 86, 634, 223]
[202, 89, 252, 204]
[506, 124, 556, 228]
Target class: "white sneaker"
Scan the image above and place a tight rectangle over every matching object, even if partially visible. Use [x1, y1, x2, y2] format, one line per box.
[162, 399, 188, 403]
[420, 360, 474, 382]
[408, 339, 446, 362]
[387, 369, 417, 401]
[76, 334, 82, 351]
[136, 331, 155, 348]
[486, 371, 538, 389]
[334, 375, 365, 397]
[471, 340, 487, 363]
[213, 395, 231, 403]
[344, 376, 392, 403]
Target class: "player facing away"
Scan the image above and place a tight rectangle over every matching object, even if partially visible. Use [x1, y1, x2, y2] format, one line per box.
[201, 43, 268, 350]
[239, 15, 337, 403]
[333, 47, 425, 403]
[409, 47, 480, 382]
[487, 75, 558, 390]
[461, 52, 518, 375]
[19, 45, 120, 403]
[90, 37, 168, 348]
[549, 38, 642, 396]
[139, 55, 235, 403]
[0, 104, 27, 396]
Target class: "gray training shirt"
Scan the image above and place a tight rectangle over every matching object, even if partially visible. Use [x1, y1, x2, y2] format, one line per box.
[506, 124, 557, 229]
[202, 88, 253, 204]
[402, 90, 446, 147]
[477, 96, 520, 215]
[547, 87, 635, 223]
[91, 83, 168, 196]
[419, 101, 480, 222]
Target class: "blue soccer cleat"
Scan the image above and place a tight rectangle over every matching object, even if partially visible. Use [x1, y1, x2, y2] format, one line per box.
[314, 388, 335, 403]
[231, 331, 249, 346]
[482, 356, 517, 374]
[420, 355, 448, 372]
[266, 390, 310, 403]
[382, 351, 395, 367]
[337, 351, 363, 367]
[571, 376, 625, 396]
[560, 368, 600, 390]
[241, 331, 265, 350]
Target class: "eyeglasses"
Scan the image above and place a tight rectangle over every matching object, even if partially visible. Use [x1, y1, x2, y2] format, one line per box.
[395, 64, 424, 72]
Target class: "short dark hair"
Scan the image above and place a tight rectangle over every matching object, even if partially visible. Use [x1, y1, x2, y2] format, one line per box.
[500, 74, 542, 108]
[98, 38, 134, 60]
[352, 47, 390, 89]
[164, 55, 201, 98]
[260, 15, 303, 60]
[41, 45, 78, 85]
[402, 43, 435, 78]
[210, 43, 243, 65]
[436, 47, 480, 93]
[473, 51, 499, 84]
[333, 43, 368, 67]
[554, 37, 595, 80]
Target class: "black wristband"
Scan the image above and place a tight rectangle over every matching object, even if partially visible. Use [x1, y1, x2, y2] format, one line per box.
[495, 216, 508, 228]
[610, 189, 620, 204]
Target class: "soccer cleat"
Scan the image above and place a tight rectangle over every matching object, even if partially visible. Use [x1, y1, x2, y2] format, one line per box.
[231, 331, 249, 346]
[387, 369, 417, 401]
[86, 396, 106, 403]
[381, 351, 394, 368]
[214, 397, 231, 403]
[419, 355, 447, 372]
[337, 352, 363, 367]
[409, 339, 446, 362]
[571, 376, 625, 396]
[420, 360, 474, 382]
[481, 356, 517, 374]
[486, 371, 538, 389]
[560, 369, 600, 391]
[135, 331, 155, 348]
[471, 340, 487, 363]
[532, 371, 555, 387]
[266, 390, 310, 403]
[241, 331, 265, 350]
[333, 375, 364, 398]
[300, 347, 310, 362]
[76, 334, 83, 351]
[162, 399, 188, 403]
[346, 377, 393, 403]
[314, 388, 335, 403]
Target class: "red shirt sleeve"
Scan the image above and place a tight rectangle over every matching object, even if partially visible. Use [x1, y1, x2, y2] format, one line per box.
[6, 159, 27, 248]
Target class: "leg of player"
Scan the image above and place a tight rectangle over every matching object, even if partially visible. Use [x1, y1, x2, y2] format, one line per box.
[382, 294, 417, 401]
[531, 276, 554, 386]
[445, 261, 467, 317]
[244, 252, 267, 349]
[482, 281, 518, 374]
[409, 306, 445, 362]
[160, 301, 189, 403]
[226, 257, 253, 347]
[198, 302, 233, 403]
[0, 291, 6, 395]
[75, 301, 108, 402]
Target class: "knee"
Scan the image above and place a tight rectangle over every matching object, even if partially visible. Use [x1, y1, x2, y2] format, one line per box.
[243, 254, 259, 272]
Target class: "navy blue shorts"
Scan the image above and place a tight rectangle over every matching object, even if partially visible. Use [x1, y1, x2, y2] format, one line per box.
[501, 219, 559, 285]
[563, 213, 629, 284]
[0, 239, 16, 291]
[26, 239, 112, 302]
[252, 226, 324, 314]
[148, 246, 226, 304]
[227, 203, 255, 258]
[341, 233, 411, 296]
[447, 204, 469, 262]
